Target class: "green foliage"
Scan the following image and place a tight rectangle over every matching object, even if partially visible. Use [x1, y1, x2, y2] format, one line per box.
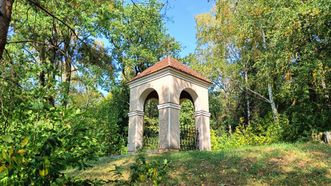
[179, 99, 196, 150]
[0, 0, 183, 185]
[2, 0, 330, 183]
[85, 84, 129, 155]
[211, 113, 288, 150]
[105, 0, 181, 80]
[194, 0, 331, 141]
[143, 99, 159, 150]
[130, 153, 169, 185]
[1, 0, 178, 183]
[0, 80, 130, 184]
[179, 99, 195, 129]
[0, 107, 101, 184]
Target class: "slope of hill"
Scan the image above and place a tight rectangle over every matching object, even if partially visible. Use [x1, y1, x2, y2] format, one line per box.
[69, 143, 331, 185]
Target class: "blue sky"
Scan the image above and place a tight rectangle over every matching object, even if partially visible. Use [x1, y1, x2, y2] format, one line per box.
[165, 0, 214, 57]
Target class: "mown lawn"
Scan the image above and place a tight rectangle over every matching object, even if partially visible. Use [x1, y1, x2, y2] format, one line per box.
[68, 143, 331, 185]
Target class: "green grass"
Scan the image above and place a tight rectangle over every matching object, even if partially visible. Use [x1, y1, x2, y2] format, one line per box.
[68, 142, 331, 185]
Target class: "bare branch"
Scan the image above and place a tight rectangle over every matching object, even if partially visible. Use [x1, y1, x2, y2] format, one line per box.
[22, 47, 38, 64]
[233, 79, 271, 103]
[7, 40, 44, 44]
[245, 87, 271, 103]
[130, 0, 143, 11]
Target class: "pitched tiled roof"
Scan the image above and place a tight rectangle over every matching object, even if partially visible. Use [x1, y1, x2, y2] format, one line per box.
[130, 56, 211, 83]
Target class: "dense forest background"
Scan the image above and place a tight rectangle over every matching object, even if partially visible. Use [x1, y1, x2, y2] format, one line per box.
[0, 0, 330, 184]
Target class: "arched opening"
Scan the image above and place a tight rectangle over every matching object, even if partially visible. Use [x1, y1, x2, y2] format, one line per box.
[179, 89, 197, 150]
[142, 90, 159, 150]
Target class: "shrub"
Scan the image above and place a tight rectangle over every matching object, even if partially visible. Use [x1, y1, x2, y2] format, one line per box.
[211, 113, 288, 150]
[0, 107, 101, 185]
[130, 153, 169, 185]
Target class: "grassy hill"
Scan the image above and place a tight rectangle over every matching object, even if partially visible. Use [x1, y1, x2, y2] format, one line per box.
[69, 143, 331, 185]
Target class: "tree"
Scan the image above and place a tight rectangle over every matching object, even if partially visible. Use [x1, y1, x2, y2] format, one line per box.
[0, 0, 14, 59]
[0, 0, 180, 183]
[107, 0, 181, 81]
[194, 0, 331, 139]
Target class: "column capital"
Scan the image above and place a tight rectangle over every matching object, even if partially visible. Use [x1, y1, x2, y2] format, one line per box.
[195, 110, 211, 117]
[128, 110, 144, 117]
[157, 102, 181, 110]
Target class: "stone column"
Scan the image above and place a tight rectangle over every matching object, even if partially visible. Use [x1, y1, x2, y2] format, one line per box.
[127, 110, 144, 152]
[195, 110, 211, 151]
[158, 103, 181, 150]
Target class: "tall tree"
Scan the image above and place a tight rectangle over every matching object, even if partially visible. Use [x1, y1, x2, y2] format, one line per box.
[194, 0, 331, 138]
[1, 0, 180, 129]
[107, 0, 181, 81]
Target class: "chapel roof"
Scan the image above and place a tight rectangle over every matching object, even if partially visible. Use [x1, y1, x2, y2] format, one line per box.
[130, 56, 211, 83]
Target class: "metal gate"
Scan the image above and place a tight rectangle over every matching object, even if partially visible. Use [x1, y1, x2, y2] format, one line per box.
[143, 98, 159, 150]
[179, 99, 197, 150]
[180, 122, 197, 150]
[143, 122, 158, 150]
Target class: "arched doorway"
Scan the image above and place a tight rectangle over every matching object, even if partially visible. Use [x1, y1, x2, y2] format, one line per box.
[179, 89, 198, 150]
[143, 90, 159, 150]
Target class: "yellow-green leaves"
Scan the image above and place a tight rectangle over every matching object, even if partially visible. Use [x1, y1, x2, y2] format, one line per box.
[0, 165, 5, 173]
[39, 169, 49, 177]
[39, 158, 50, 177]
[20, 137, 29, 148]
[0, 135, 13, 143]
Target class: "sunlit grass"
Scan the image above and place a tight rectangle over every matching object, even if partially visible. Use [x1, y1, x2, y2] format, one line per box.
[68, 142, 331, 185]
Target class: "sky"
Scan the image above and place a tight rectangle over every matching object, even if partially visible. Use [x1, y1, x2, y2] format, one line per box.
[165, 0, 214, 57]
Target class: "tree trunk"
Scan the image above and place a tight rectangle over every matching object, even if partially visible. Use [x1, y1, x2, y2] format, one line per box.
[244, 62, 251, 125]
[0, 0, 14, 60]
[39, 45, 46, 87]
[261, 27, 279, 124]
[228, 124, 232, 134]
[268, 84, 279, 123]
[321, 75, 329, 100]
[62, 36, 72, 107]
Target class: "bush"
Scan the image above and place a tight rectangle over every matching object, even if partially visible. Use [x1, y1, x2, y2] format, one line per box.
[0, 82, 128, 184]
[0, 107, 102, 185]
[211, 113, 288, 150]
[130, 153, 169, 185]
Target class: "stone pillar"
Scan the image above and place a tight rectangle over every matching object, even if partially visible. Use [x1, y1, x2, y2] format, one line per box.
[195, 110, 211, 151]
[127, 110, 144, 152]
[158, 103, 181, 150]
